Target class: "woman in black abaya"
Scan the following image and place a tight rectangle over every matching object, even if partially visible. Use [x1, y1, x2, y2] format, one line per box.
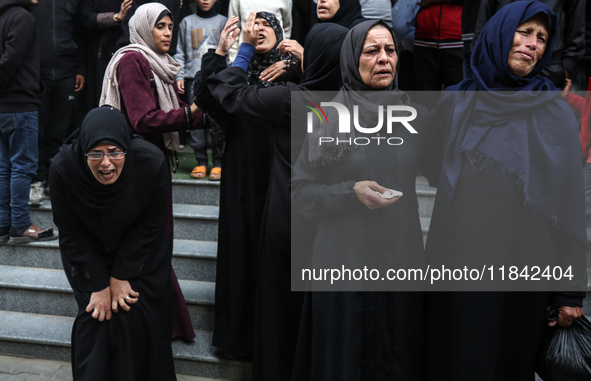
[205, 15, 349, 380]
[192, 11, 300, 361]
[79, 0, 132, 115]
[49, 106, 175, 380]
[291, 20, 425, 381]
[421, 2, 586, 379]
[316, 0, 366, 28]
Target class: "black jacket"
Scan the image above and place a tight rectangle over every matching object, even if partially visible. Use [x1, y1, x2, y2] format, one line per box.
[32, 0, 85, 81]
[475, 0, 585, 78]
[0, 0, 41, 112]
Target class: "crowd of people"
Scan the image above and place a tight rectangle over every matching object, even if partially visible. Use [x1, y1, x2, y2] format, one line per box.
[1, 0, 591, 380]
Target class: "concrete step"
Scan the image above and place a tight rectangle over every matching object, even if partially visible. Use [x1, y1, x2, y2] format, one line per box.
[173, 204, 219, 242]
[172, 179, 220, 206]
[29, 202, 220, 242]
[416, 177, 436, 219]
[0, 310, 251, 380]
[0, 239, 217, 282]
[0, 266, 216, 331]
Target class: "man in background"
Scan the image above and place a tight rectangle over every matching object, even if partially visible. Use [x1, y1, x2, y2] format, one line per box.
[0, 0, 58, 243]
[30, 0, 86, 207]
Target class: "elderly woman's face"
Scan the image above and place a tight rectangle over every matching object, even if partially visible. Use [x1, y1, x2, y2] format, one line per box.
[317, 0, 339, 21]
[507, 17, 548, 77]
[254, 17, 277, 53]
[86, 144, 126, 185]
[152, 15, 173, 53]
[358, 26, 398, 89]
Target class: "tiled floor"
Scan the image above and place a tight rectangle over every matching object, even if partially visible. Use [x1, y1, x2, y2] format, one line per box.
[0, 355, 230, 381]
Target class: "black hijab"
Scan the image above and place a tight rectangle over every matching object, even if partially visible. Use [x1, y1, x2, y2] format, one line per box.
[435, 1, 586, 243]
[318, 0, 366, 29]
[299, 22, 349, 91]
[308, 19, 410, 166]
[247, 11, 299, 87]
[51, 106, 133, 210]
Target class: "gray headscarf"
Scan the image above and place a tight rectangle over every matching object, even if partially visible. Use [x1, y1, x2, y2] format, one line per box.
[308, 19, 410, 166]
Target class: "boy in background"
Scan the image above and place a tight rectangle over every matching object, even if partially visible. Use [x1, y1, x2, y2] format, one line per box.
[175, 0, 226, 180]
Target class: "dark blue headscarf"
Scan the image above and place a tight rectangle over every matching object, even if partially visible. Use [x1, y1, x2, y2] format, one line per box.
[435, 1, 586, 243]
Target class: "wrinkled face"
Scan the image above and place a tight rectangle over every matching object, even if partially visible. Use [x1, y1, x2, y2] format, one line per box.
[86, 144, 126, 185]
[507, 17, 548, 78]
[317, 0, 340, 21]
[254, 17, 277, 53]
[196, 0, 216, 12]
[152, 15, 173, 53]
[358, 26, 398, 89]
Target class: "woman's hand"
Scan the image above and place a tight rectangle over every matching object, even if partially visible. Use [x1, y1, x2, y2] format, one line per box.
[86, 287, 112, 321]
[278, 39, 304, 61]
[561, 78, 572, 98]
[110, 276, 139, 313]
[241, 11, 259, 47]
[216, 16, 241, 56]
[74, 74, 85, 92]
[353, 181, 401, 210]
[548, 306, 584, 328]
[190, 102, 200, 116]
[177, 79, 185, 94]
[259, 60, 288, 82]
[118, 0, 132, 21]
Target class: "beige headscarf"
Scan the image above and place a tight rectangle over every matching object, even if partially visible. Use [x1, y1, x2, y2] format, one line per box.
[100, 2, 181, 149]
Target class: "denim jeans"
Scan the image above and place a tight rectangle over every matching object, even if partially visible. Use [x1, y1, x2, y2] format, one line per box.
[0, 111, 38, 229]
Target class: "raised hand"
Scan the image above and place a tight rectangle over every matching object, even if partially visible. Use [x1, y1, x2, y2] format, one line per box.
[216, 16, 241, 56]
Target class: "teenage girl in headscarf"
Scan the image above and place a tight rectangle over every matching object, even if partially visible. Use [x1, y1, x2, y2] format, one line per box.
[100, 2, 200, 341]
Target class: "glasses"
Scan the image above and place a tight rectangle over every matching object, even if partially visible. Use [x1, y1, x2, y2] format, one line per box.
[85, 151, 127, 160]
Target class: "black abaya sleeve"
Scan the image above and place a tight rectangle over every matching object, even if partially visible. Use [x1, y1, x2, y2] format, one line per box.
[193, 50, 229, 119]
[419, 98, 454, 188]
[49, 166, 110, 292]
[111, 147, 171, 281]
[206, 66, 294, 121]
[291, 138, 364, 219]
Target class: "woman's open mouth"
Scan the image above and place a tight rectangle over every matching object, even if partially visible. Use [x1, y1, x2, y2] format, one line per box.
[99, 170, 115, 179]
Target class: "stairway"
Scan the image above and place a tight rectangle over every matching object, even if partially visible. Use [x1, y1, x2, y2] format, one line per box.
[0, 178, 251, 380]
[0, 176, 588, 380]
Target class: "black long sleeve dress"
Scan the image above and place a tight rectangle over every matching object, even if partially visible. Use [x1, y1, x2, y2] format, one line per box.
[49, 136, 176, 380]
[194, 51, 273, 359]
[290, 105, 426, 381]
[206, 65, 305, 380]
[421, 108, 586, 381]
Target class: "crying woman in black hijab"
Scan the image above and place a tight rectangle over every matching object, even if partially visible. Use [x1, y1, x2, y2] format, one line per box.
[48, 106, 177, 379]
[316, 0, 366, 28]
[245, 11, 301, 87]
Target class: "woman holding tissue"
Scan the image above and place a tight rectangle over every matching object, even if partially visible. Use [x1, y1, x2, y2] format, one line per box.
[291, 19, 426, 380]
